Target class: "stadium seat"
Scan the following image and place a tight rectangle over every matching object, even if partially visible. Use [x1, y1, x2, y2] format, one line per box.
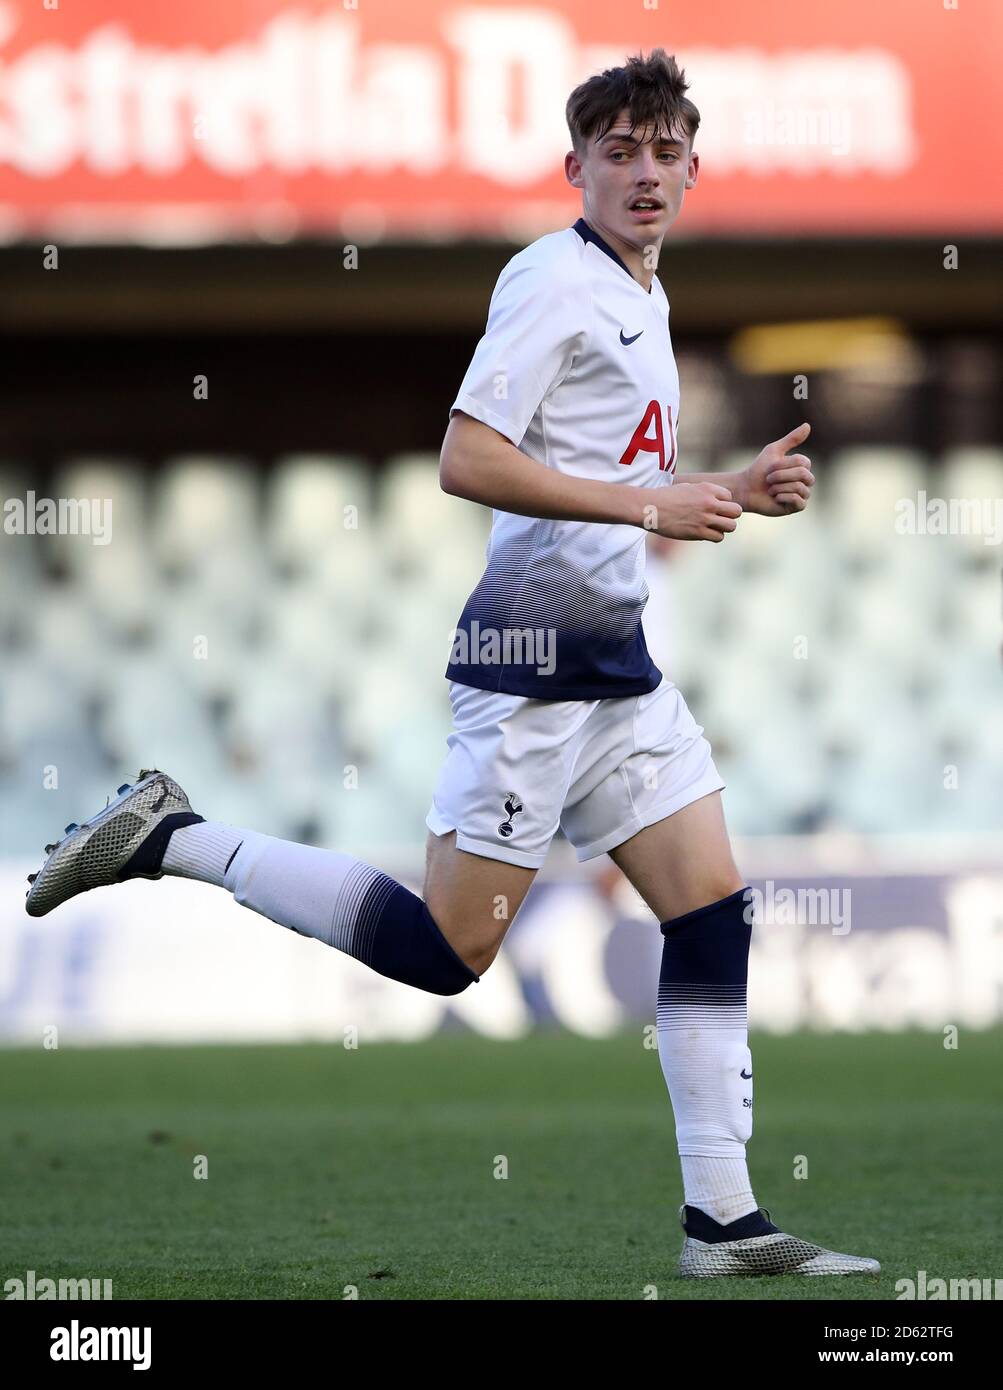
[693, 647, 803, 753]
[95, 653, 223, 781]
[825, 447, 928, 563]
[944, 561, 1002, 649]
[378, 453, 490, 598]
[937, 448, 1003, 563]
[224, 666, 331, 746]
[267, 453, 373, 577]
[147, 567, 269, 697]
[715, 750, 784, 833]
[729, 724, 830, 828]
[48, 458, 147, 575]
[338, 652, 440, 762]
[834, 567, 940, 667]
[942, 447, 1003, 503]
[316, 771, 429, 858]
[0, 656, 92, 746]
[153, 456, 259, 573]
[380, 703, 454, 808]
[923, 647, 1003, 754]
[25, 585, 114, 695]
[808, 647, 908, 750]
[258, 581, 366, 700]
[826, 733, 944, 832]
[0, 539, 44, 648]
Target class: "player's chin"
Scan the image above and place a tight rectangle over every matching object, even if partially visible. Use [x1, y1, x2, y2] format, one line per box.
[622, 207, 668, 234]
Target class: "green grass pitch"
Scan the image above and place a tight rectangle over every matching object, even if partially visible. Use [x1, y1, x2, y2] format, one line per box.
[2, 1029, 999, 1300]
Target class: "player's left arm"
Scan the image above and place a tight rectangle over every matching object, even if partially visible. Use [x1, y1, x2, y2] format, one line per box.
[684, 422, 815, 516]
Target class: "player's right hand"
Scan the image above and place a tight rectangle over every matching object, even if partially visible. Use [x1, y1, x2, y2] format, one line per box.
[645, 482, 742, 542]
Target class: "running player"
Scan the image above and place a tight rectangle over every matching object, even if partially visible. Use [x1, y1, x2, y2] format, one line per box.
[25, 50, 877, 1278]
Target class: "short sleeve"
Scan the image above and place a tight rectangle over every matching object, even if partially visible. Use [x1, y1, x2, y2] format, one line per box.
[449, 257, 590, 447]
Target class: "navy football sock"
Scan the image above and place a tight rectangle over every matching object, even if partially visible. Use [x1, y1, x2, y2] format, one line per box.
[681, 1204, 778, 1242]
[367, 880, 480, 996]
[657, 887, 760, 1223]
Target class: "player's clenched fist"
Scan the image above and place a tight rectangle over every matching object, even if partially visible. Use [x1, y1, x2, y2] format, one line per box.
[645, 481, 742, 542]
[738, 422, 815, 516]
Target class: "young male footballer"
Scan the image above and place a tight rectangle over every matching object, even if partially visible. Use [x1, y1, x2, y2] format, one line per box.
[26, 51, 878, 1278]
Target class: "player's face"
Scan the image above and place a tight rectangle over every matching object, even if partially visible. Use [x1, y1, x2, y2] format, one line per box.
[569, 110, 698, 252]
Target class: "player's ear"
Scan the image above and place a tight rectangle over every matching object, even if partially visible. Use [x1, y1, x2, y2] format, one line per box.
[686, 150, 699, 190]
[565, 149, 584, 189]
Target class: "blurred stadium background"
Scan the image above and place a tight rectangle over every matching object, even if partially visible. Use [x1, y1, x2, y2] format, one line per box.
[1, 0, 1002, 1049]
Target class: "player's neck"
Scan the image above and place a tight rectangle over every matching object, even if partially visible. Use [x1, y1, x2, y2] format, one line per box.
[581, 215, 658, 293]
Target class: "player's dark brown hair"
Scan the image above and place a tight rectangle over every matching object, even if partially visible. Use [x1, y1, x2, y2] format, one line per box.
[566, 49, 700, 155]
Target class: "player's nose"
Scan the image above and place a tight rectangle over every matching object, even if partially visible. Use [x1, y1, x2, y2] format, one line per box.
[634, 151, 662, 187]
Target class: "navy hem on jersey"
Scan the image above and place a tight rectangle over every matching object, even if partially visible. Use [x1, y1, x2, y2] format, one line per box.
[445, 611, 663, 700]
[442, 666, 663, 703]
[444, 599, 664, 701]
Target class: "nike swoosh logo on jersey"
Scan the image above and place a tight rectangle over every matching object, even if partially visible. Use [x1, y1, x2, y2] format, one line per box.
[741, 1068, 753, 1079]
[619, 328, 644, 345]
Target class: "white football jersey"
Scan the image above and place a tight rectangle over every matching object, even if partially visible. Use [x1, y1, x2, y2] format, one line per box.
[446, 216, 680, 699]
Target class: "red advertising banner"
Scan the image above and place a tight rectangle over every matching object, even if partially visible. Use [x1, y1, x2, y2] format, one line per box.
[0, 0, 1000, 242]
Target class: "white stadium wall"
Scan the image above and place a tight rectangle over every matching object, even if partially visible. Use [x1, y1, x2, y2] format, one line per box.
[2, 844, 1001, 1044]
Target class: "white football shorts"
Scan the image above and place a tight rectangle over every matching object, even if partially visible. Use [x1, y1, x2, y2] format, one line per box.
[425, 675, 725, 870]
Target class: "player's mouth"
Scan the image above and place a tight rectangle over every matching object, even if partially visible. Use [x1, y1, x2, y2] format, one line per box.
[627, 197, 664, 222]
